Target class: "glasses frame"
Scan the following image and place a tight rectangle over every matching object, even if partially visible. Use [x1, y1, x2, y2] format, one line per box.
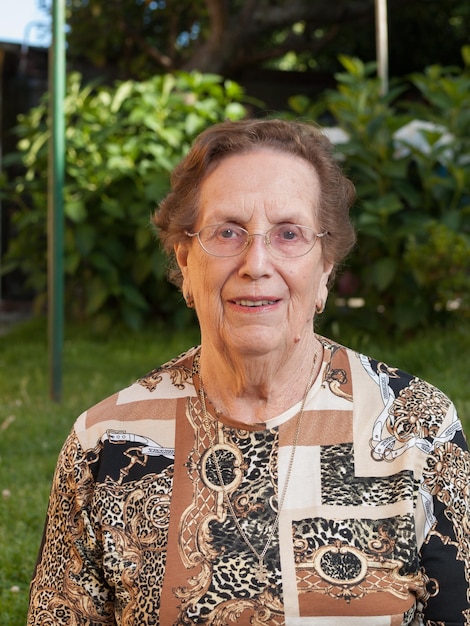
[185, 223, 328, 258]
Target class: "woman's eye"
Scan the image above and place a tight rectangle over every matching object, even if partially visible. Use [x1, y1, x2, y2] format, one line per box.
[278, 226, 300, 241]
[282, 230, 297, 240]
[219, 228, 235, 239]
[217, 225, 242, 239]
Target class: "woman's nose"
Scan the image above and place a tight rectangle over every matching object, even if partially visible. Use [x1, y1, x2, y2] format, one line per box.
[238, 233, 273, 278]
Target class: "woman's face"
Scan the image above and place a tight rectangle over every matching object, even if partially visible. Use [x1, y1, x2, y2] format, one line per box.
[174, 149, 332, 359]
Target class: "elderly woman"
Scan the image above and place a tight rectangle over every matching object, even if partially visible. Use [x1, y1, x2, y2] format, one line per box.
[28, 119, 469, 625]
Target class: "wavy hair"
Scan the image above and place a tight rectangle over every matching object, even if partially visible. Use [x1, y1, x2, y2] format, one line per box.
[153, 118, 356, 288]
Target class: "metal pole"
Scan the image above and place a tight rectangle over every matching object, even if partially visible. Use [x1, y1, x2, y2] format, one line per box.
[0, 50, 4, 305]
[48, 0, 65, 401]
[375, 0, 389, 95]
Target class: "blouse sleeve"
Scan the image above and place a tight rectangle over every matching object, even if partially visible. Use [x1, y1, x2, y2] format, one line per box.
[418, 411, 470, 625]
[28, 430, 116, 625]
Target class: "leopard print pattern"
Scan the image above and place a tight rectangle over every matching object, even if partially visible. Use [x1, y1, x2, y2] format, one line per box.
[174, 406, 285, 624]
[28, 343, 469, 625]
[422, 438, 470, 612]
[29, 433, 116, 624]
[292, 514, 425, 608]
[95, 470, 173, 624]
[321, 442, 418, 506]
[389, 378, 450, 443]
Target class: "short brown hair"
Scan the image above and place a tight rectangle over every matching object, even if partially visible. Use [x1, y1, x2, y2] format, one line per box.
[153, 118, 356, 288]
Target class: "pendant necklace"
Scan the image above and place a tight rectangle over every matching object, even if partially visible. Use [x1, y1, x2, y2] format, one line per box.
[198, 348, 319, 585]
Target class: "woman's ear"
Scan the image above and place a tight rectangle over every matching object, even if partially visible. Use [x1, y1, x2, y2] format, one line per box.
[315, 261, 333, 313]
[320, 261, 333, 291]
[174, 242, 191, 297]
[174, 242, 189, 273]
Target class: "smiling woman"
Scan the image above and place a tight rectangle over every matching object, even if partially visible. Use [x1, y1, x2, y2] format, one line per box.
[28, 118, 470, 625]
[172, 148, 333, 407]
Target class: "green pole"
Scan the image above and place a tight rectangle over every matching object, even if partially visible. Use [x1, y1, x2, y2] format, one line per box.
[48, 0, 65, 401]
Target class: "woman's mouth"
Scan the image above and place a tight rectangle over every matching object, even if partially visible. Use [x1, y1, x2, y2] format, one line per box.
[233, 299, 278, 307]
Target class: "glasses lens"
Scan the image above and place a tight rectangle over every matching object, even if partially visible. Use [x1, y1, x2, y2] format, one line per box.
[268, 224, 316, 257]
[194, 223, 319, 257]
[199, 224, 248, 257]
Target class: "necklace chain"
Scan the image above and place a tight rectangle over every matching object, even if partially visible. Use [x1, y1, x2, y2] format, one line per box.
[198, 348, 319, 584]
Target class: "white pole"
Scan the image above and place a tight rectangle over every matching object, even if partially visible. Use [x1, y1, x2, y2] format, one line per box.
[375, 0, 389, 95]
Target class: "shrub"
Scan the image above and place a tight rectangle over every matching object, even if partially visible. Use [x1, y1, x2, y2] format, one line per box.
[289, 53, 470, 335]
[1, 71, 247, 331]
[4, 59, 470, 336]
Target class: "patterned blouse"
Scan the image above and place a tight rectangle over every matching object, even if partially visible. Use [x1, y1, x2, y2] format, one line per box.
[28, 338, 470, 625]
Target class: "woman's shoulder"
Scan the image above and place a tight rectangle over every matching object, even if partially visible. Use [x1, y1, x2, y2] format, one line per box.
[319, 334, 456, 422]
[318, 336, 465, 466]
[320, 334, 462, 439]
[319, 334, 447, 396]
[137, 344, 200, 393]
[72, 345, 200, 450]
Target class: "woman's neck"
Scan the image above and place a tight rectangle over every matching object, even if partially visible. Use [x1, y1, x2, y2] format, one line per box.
[198, 335, 322, 425]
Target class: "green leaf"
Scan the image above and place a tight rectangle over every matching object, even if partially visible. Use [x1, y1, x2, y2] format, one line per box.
[120, 302, 144, 331]
[337, 55, 366, 78]
[224, 102, 246, 120]
[74, 224, 97, 256]
[120, 284, 149, 310]
[65, 200, 87, 223]
[370, 257, 397, 291]
[160, 73, 177, 100]
[64, 252, 80, 274]
[185, 112, 204, 136]
[363, 195, 403, 217]
[85, 277, 110, 314]
[111, 81, 134, 113]
[135, 227, 153, 251]
[462, 45, 470, 68]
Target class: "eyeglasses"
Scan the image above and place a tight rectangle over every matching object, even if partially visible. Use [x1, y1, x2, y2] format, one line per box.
[185, 223, 328, 258]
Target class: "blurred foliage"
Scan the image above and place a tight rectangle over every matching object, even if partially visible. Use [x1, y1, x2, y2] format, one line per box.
[289, 52, 470, 335]
[58, 0, 470, 81]
[65, 0, 208, 76]
[2, 54, 470, 336]
[1, 71, 246, 331]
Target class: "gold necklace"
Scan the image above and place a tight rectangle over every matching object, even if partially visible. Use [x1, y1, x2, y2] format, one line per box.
[198, 349, 319, 585]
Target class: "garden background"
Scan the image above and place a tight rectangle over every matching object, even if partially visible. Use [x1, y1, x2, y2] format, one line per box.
[1, 1, 470, 623]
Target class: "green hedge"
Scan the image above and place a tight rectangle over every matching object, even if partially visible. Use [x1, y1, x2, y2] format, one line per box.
[289, 53, 470, 335]
[1, 71, 246, 331]
[2, 57, 470, 336]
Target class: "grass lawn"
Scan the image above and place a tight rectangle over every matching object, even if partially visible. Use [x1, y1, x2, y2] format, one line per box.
[1, 316, 469, 624]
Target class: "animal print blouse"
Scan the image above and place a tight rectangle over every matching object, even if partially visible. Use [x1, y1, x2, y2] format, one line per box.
[28, 338, 470, 625]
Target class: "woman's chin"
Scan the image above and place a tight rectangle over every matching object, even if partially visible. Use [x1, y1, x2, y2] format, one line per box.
[221, 327, 297, 360]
